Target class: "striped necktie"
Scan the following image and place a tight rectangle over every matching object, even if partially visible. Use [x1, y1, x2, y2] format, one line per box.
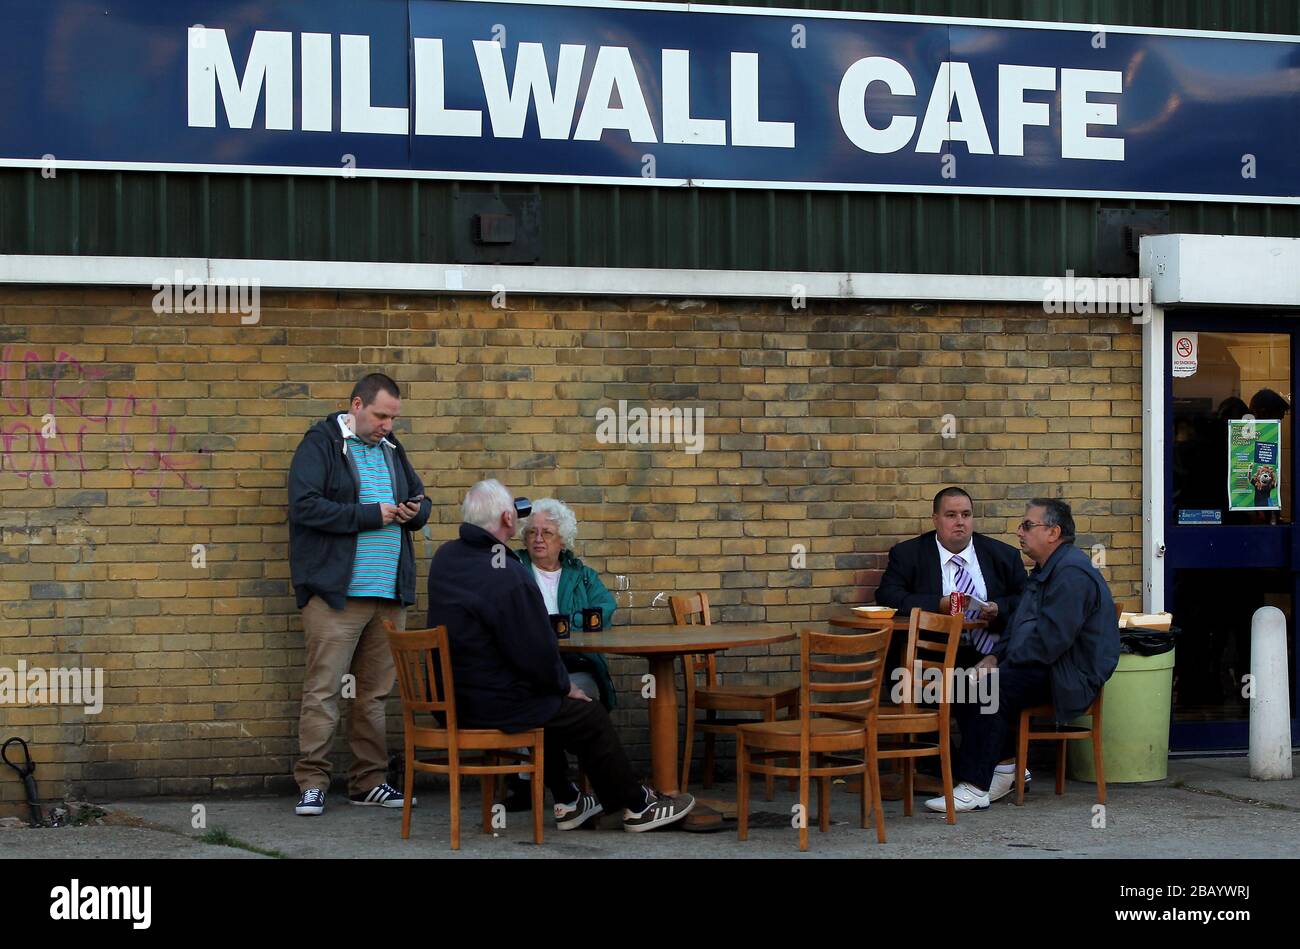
[951, 554, 996, 654]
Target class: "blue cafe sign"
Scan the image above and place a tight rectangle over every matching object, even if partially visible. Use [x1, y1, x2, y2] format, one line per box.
[0, 0, 1296, 202]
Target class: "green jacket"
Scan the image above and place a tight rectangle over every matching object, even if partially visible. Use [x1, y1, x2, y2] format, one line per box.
[515, 548, 618, 709]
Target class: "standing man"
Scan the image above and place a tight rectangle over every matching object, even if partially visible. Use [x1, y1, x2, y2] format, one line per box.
[427, 479, 694, 833]
[876, 487, 1028, 665]
[926, 498, 1120, 812]
[288, 372, 431, 816]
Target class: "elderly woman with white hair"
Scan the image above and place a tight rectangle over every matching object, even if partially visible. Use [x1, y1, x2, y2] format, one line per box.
[515, 498, 618, 709]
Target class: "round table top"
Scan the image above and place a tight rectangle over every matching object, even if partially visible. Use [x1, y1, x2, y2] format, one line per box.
[556, 623, 797, 655]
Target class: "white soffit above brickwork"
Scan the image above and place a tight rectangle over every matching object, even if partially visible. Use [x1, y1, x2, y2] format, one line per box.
[1142, 234, 1300, 308]
[0, 255, 1055, 303]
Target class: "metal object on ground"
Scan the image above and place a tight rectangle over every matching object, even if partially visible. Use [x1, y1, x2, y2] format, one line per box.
[2, 738, 44, 827]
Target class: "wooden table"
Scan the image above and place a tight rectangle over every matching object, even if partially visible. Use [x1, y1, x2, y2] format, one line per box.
[557, 623, 797, 796]
[828, 612, 987, 632]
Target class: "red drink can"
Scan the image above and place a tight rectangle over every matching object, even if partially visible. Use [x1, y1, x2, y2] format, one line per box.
[949, 591, 966, 616]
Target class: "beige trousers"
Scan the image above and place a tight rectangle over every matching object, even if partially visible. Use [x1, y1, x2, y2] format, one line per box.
[294, 596, 405, 795]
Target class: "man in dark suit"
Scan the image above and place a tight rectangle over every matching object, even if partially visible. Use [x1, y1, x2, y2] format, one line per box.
[876, 487, 1028, 668]
[875, 487, 1031, 798]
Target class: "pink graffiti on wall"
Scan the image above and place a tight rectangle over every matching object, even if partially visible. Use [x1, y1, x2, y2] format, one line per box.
[0, 346, 199, 497]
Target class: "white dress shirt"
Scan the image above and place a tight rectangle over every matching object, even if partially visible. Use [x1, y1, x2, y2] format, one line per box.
[936, 536, 988, 603]
[936, 536, 997, 652]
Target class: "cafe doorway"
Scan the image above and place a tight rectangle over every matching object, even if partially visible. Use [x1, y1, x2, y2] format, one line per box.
[1165, 312, 1300, 750]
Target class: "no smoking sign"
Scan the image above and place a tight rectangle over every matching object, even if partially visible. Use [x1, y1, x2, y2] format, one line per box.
[1172, 332, 1198, 378]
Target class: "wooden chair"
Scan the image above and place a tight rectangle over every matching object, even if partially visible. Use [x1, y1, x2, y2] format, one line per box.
[1013, 692, 1105, 806]
[874, 609, 963, 823]
[671, 592, 800, 799]
[736, 626, 892, 851]
[385, 623, 545, 850]
[1011, 600, 1120, 806]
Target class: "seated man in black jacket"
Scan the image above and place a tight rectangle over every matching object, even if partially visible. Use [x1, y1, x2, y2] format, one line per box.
[926, 498, 1120, 813]
[876, 486, 1028, 666]
[427, 479, 693, 832]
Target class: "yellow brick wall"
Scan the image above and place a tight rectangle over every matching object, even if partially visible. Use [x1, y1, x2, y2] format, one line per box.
[0, 287, 1142, 810]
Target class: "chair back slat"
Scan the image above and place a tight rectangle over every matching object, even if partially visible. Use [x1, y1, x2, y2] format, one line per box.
[669, 593, 712, 626]
[801, 627, 892, 725]
[896, 609, 963, 712]
[670, 592, 717, 689]
[386, 622, 457, 734]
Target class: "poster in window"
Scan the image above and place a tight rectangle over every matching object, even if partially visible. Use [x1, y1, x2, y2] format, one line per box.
[1227, 420, 1281, 511]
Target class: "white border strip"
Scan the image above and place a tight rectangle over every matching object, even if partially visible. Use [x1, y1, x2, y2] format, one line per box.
[1140, 305, 1166, 613]
[0, 254, 1055, 302]
[2, 159, 1294, 205]
[461, 0, 1300, 42]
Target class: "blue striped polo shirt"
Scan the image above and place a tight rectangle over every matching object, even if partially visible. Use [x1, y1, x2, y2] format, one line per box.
[345, 436, 402, 599]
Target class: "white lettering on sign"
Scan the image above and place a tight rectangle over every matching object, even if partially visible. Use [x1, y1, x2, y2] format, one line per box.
[414, 38, 483, 136]
[474, 40, 584, 139]
[837, 56, 1124, 159]
[997, 64, 1056, 157]
[663, 49, 727, 146]
[186, 32, 794, 147]
[184, 29, 1122, 162]
[188, 28, 292, 129]
[1172, 332, 1198, 378]
[340, 34, 408, 134]
[916, 62, 993, 155]
[731, 53, 795, 148]
[838, 57, 917, 154]
[573, 46, 658, 143]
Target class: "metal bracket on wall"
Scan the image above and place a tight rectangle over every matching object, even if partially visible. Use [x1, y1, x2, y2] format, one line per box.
[451, 193, 541, 265]
[1096, 209, 1170, 277]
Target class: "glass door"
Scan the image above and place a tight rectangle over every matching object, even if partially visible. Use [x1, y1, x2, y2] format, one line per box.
[1165, 313, 1299, 750]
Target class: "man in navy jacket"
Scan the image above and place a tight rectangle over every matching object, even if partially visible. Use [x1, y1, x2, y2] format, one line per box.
[876, 487, 1028, 665]
[927, 498, 1120, 813]
[426, 479, 694, 833]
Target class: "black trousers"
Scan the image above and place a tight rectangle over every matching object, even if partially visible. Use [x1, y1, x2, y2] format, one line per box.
[542, 698, 644, 812]
[952, 664, 1052, 792]
[913, 643, 987, 778]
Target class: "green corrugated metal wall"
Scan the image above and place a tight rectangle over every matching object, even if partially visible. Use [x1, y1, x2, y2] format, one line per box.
[3, 0, 1297, 276]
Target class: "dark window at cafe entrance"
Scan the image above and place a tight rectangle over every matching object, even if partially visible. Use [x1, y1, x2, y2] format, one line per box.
[1166, 320, 1299, 748]
[1172, 332, 1290, 526]
[1170, 569, 1295, 722]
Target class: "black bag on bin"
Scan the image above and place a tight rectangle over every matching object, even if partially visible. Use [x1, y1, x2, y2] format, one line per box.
[1120, 625, 1180, 657]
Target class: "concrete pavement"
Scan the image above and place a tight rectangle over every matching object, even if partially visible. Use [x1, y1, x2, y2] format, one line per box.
[3, 754, 1296, 859]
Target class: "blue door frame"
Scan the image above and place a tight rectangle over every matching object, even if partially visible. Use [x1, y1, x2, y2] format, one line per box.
[1164, 311, 1300, 750]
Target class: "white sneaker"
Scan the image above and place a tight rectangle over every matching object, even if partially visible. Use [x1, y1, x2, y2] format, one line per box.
[925, 781, 989, 813]
[988, 768, 1032, 802]
[989, 769, 1015, 802]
